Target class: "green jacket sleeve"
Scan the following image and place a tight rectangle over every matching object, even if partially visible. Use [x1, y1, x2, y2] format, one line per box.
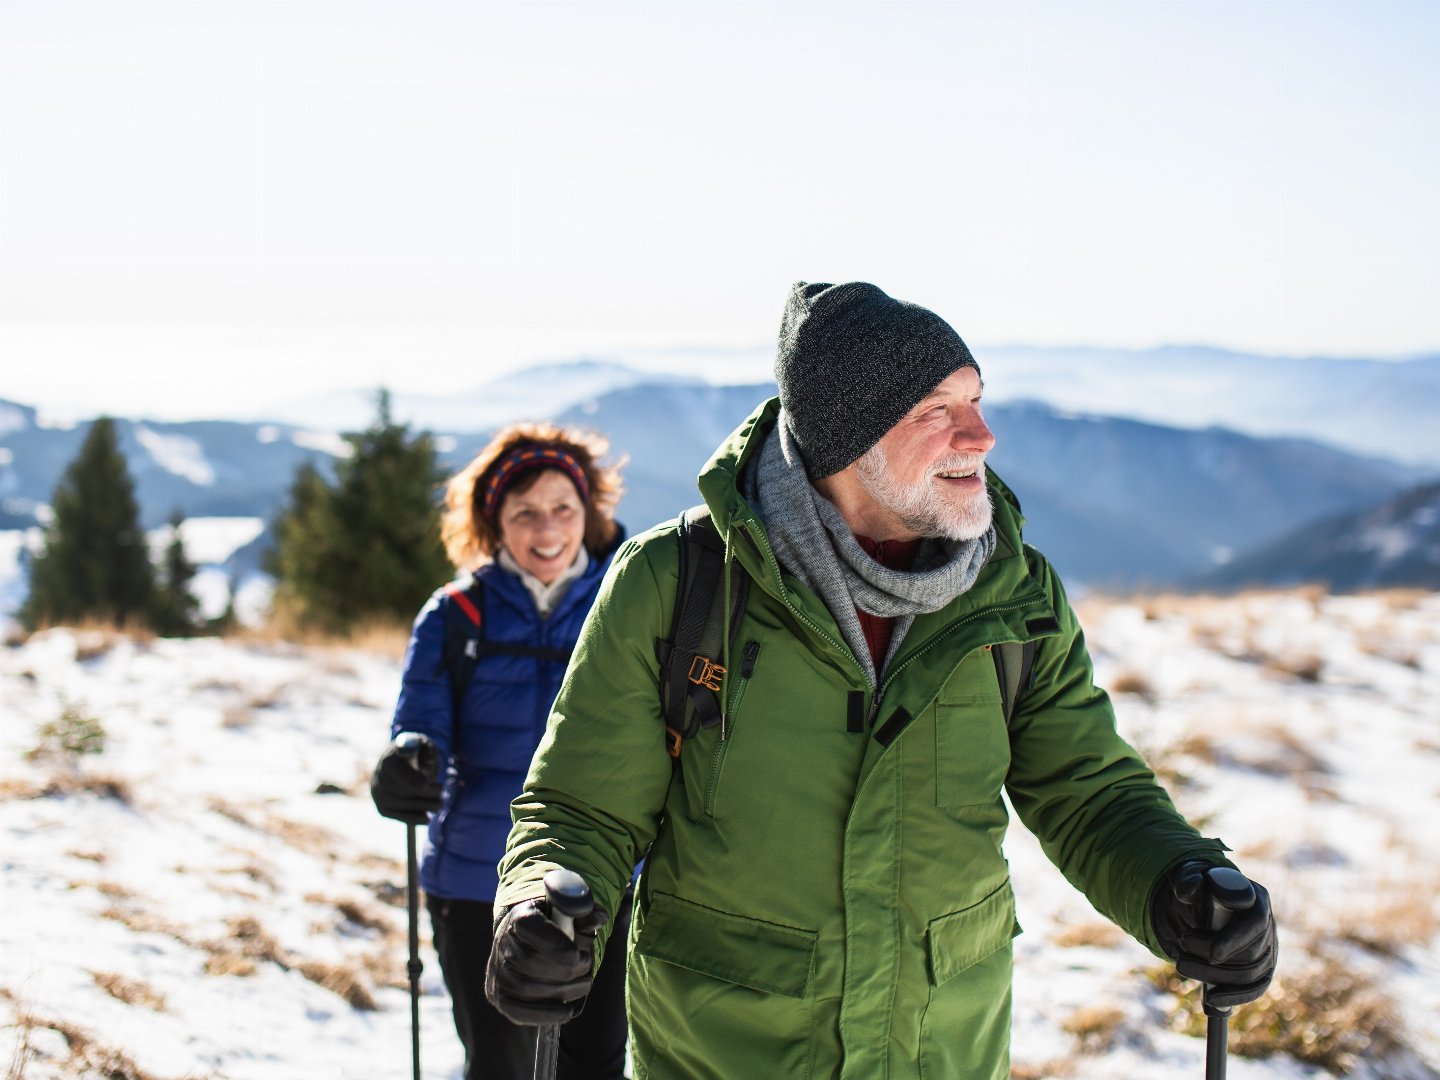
[1004, 548, 1232, 956]
[496, 529, 679, 939]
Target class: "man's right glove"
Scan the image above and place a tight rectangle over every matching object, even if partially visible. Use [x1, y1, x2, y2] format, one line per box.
[369, 733, 442, 825]
[1151, 859, 1278, 1008]
[484, 896, 609, 1025]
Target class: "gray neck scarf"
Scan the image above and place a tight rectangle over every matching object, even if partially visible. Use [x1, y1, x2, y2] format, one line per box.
[742, 415, 996, 686]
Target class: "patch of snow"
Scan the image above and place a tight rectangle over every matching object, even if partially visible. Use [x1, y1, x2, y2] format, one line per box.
[290, 430, 352, 458]
[172, 517, 266, 565]
[134, 426, 216, 486]
[2, 592, 1438, 1078]
[0, 403, 31, 437]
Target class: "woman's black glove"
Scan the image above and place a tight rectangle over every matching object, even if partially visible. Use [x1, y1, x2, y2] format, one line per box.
[369, 733, 442, 824]
[484, 897, 609, 1025]
[1151, 859, 1278, 1008]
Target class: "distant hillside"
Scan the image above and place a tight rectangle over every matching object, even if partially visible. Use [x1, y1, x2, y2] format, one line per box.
[978, 346, 1440, 469]
[1200, 480, 1440, 592]
[0, 400, 344, 530]
[3, 378, 1435, 592]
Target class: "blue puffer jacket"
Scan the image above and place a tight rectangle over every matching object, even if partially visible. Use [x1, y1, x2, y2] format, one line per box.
[391, 539, 620, 901]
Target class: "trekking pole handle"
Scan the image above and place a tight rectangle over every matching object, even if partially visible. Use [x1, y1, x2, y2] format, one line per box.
[1202, 866, 1256, 1018]
[543, 868, 593, 939]
[394, 731, 428, 771]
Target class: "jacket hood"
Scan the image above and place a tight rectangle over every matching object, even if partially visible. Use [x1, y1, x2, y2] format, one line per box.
[697, 397, 1027, 560]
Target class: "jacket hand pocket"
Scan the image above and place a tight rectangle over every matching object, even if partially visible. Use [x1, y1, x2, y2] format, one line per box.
[926, 878, 1021, 986]
[636, 890, 816, 996]
[632, 892, 818, 1079]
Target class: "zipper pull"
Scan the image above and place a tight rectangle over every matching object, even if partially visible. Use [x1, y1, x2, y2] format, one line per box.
[740, 640, 760, 679]
[723, 641, 760, 741]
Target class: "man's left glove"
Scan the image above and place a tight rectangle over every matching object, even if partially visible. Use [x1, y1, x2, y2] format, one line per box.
[485, 896, 609, 1025]
[370, 733, 442, 825]
[1151, 859, 1278, 1008]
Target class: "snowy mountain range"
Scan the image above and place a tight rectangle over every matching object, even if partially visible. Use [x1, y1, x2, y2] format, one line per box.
[2, 351, 1437, 599]
[1201, 480, 1440, 591]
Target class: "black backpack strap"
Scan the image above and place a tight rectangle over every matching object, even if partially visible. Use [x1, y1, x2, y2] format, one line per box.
[475, 641, 573, 663]
[656, 506, 750, 758]
[441, 575, 484, 718]
[992, 639, 1039, 726]
[441, 575, 575, 717]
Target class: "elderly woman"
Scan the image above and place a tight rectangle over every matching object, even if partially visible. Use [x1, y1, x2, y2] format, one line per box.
[371, 422, 628, 1080]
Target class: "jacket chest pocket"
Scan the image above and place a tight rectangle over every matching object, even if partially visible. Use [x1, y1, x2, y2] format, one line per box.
[934, 694, 1010, 808]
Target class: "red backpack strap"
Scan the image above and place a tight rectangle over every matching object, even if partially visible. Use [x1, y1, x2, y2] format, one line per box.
[443, 580, 482, 627]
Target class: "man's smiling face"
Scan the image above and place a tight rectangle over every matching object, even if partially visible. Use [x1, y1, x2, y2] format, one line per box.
[853, 366, 996, 541]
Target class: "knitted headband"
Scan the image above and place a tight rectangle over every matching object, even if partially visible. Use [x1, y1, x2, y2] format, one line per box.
[481, 443, 590, 521]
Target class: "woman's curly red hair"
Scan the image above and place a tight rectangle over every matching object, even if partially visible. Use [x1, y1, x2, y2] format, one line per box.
[441, 421, 624, 570]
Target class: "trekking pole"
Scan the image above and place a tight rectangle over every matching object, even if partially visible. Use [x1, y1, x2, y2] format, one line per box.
[1201, 866, 1257, 1080]
[534, 869, 593, 1080]
[393, 733, 428, 1080]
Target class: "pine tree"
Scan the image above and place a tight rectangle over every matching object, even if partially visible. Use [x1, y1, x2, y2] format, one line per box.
[22, 417, 157, 629]
[270, 390, 450, 633]
[152, 510, 201, 636]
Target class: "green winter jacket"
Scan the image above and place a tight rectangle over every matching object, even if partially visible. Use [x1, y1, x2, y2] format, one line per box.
[497, 399, 1230, 1080]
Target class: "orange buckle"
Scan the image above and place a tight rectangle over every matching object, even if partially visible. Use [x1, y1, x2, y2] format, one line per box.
[687, 655, 726, 692]
[665, 725, 683, 758]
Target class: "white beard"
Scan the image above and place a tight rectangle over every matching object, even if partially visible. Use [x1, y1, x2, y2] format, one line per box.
[855, 443, 994, 541]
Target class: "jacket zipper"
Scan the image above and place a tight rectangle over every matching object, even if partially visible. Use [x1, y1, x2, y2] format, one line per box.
[731, 519, 869, 683]
[708, 639, 759, 815]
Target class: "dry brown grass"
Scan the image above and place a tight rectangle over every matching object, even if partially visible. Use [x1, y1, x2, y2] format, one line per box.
[226, 613, 411, 658]
[219, 703, 255, 729]
[304, 892, 397, 936]
[0, 991, 191, 1080]
[1338, 875, 1440, 957]
[1060, 1003, 1127, 1053]
[222, 915, 287, 965]
[91, 971, 168, 1011]
[1010, 1059, 1070, 1079]
[206, 798, 344, 859]
[100, 905, 189, 941]
[1107, 669, 1157, 703]
[209, 853, 278, 892]
[2, 771, 135, 803]
[201, 915, 380, 1009]
[70, 879, 137, 901]
[1051, 921, 1124, 949]
[66, 847, 109, 864]
[1147, 952, 1404, 1072]
[202, 952, 258, 978]
[292, 960, 377, 1010]
[1262, 651, 1325, 683]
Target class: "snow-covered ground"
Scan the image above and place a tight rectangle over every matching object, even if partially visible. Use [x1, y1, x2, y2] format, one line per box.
[2, 589, 1437, 1079]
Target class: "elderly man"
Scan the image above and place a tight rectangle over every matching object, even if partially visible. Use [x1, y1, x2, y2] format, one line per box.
[485, 282, 1277, 1079]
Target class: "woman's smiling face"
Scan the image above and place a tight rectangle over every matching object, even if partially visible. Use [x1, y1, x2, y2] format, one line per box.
[496, 468, 586, 584]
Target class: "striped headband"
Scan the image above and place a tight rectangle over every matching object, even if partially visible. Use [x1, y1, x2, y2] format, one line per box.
[481, 443, 591, 522]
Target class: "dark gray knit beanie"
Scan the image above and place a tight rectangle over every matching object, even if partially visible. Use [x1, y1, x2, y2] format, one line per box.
[774, 281, 979, 478]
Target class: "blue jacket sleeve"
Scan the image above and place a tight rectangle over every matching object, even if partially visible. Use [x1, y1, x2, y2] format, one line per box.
[390, 591, 457, 762]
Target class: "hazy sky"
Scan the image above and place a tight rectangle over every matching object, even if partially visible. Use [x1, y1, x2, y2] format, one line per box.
[2, 0, 1437, 421]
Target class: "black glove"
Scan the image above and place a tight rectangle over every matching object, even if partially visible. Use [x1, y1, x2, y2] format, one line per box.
[1151, 860, 1278, 1008]
[370, 733, 442, 825]
[485, 896, 609, 1025]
